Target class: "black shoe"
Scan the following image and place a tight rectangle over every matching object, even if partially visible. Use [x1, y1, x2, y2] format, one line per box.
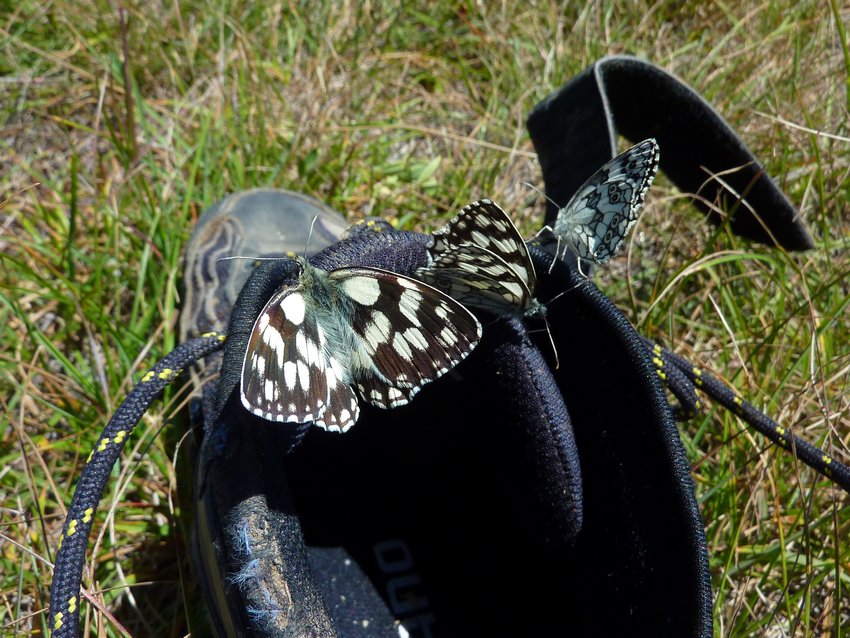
[184, 189, 711, 637]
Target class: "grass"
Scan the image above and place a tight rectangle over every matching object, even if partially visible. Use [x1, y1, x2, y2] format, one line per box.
[1, 0, 848, 635]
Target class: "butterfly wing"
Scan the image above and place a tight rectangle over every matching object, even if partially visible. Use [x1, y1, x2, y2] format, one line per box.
[420, 199, 537, 313]
[328, 267, 482, 407]
[240, 285, 360, 432]
[553, 138, 660, 264]
[418, 244, 532, 314]
[355, 380, 416, 410]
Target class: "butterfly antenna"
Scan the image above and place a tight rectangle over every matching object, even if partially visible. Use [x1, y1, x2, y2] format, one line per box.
[217, 255, 296, 263]
[304, 215, 320, 256]
[521, 181, 562, 210]
[534, 281, 593, 370]
[520, 183, 568, 276]
[544, 281, 584, 307]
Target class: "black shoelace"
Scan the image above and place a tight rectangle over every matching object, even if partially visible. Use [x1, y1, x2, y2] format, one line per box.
[642, 336, 850, 493]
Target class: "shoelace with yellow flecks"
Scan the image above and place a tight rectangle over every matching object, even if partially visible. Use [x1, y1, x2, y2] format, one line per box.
[48, 332, 226, 638]
[642, 336, 850, 494]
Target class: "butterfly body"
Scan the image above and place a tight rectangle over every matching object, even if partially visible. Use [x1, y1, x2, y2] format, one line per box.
[553, 138, 660, 265]
[241, 257, 482, 432]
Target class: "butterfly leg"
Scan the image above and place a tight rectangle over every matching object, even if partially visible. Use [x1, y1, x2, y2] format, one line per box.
[543, 314, 559, 370]
[547, 234, 563, 275]
[575, 257, 587, 278]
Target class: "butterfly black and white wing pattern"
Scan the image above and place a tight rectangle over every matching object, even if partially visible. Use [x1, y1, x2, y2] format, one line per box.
[241, 258, 482, 433]
[553, 138, 660, 265]
[416, 199, 544, 318]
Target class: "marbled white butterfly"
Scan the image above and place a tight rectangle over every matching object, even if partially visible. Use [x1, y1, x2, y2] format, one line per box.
[416, 199, 544, 318]
[553, 138, 659, 265]
[241, 257, 482, 432]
